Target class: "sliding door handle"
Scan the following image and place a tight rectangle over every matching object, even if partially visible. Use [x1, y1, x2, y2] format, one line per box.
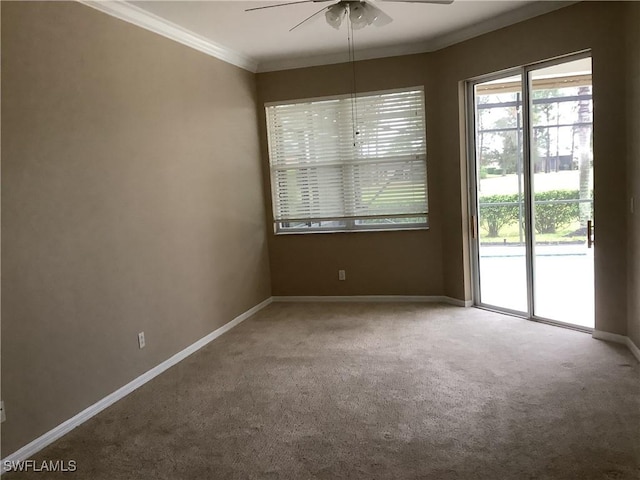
[587, 220, 594, 248]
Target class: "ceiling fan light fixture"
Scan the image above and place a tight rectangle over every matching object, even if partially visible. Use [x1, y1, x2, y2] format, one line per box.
[349, 2, 377, 29]
[363, 4, 379, 24]
[349, 2, 366, 29]
[325, 3, 346, 29]
[350, 18, 367, 29]
[247, 0, 452, 31]
[348, 2, 364, 20]
[366, 11, 378, 24]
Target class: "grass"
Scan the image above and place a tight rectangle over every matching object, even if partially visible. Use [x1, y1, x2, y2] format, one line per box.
[480, 220, 587, 245]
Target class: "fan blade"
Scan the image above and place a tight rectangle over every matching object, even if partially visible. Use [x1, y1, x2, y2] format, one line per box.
[378, 0, 453, 4]
[245, 0, 332, 13]
[290, 5, 329, 31]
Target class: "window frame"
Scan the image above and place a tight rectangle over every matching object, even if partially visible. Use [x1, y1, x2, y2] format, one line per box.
[265, 87, 429, 235]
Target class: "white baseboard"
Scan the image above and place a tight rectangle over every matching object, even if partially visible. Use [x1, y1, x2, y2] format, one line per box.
[592, 329, 640, 362]
[445, 297, 474, 308]
[592, 329, 626, 343]
[0, 297, 273, 472]
[271, 295, 472, 307]
[625, 337, 640, 362]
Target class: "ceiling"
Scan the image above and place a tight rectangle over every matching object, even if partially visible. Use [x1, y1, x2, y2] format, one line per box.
[104, 1, 574, 72]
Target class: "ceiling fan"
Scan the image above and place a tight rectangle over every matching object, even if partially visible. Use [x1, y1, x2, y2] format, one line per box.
[246, 0, 454, 32]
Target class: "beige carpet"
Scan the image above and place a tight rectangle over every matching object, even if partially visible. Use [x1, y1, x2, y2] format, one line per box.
[5, 303, 640, 479]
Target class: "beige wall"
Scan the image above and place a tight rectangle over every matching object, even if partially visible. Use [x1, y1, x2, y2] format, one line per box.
[626, 2, 640, 347]
[257, 2, 630, 335]
[257, 56, 445, 297]
[1, 2, 271, 455]
[2, 0, 635, 460]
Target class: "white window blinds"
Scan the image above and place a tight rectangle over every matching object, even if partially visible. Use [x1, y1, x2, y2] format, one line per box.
[266, 88, 428, 233]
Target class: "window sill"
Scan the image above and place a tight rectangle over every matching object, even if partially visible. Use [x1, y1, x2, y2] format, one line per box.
[274, 225, 430, 235]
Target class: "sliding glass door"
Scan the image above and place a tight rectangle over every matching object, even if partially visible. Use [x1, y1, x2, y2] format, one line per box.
[470, 54, 595, 329]
[529, 59, 594, 328]
[473, 74, 528, 314]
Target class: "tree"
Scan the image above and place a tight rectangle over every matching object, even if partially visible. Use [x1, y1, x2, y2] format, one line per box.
[493, 112, 519, 175]
[576, 85, 593, 227]
[531, 89, 560, 173]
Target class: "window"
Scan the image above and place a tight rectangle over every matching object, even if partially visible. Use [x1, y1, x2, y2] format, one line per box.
[265, 87, 428, 233]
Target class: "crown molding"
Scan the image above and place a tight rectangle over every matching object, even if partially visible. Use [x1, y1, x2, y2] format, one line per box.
[78, 0, 576, 74]
[257, 1, 577, 72]
[77, 0, 259, 73]
[258, 42, 433, 73]
[425, 0, 577, 52]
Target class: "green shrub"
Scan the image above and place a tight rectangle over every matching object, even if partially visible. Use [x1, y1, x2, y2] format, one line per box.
[479, 189, 589, 237]
[534, 190, 580, 234]
[479, 194, 520, 237]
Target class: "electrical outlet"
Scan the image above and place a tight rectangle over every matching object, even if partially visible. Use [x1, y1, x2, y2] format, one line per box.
[338, 269, 346, 281]
[1, 400, 6, 423]
[138, 332, 146, 349]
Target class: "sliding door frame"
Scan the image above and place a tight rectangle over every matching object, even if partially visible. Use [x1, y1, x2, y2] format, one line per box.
[466, 66, 530, 320]
[466, 50, 593, 333]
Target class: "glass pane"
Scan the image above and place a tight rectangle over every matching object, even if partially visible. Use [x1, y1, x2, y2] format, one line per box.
[529, 57, 594, 328]
[475, 75, 528, 312]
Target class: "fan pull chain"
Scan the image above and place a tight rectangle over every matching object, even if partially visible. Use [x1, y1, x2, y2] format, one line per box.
[348, 18, 359, 147]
